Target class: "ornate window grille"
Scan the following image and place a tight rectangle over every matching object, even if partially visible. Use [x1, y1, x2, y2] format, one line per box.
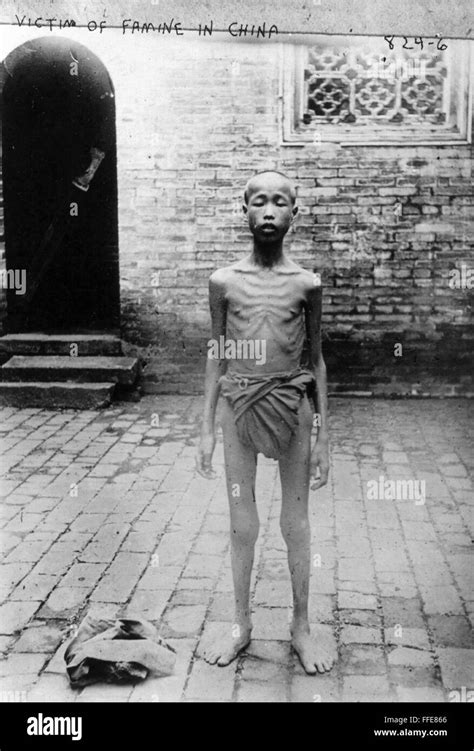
[281, 37, 472, 145]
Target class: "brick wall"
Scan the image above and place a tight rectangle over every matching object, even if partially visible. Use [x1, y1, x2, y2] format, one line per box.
[1, 32, 473, 395]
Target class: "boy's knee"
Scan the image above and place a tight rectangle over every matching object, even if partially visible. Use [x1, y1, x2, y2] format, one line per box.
[231, 516, 259, 547]
[280, 515, 310, 548]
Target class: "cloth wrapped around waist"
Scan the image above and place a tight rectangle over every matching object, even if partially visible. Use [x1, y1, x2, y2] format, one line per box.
[219, 368, 315, 459]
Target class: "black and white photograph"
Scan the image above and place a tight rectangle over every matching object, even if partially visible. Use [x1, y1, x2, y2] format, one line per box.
[0, 0, 472, 734]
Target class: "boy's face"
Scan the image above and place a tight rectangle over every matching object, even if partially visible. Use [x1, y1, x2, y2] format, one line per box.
[243, 173, 298, 244]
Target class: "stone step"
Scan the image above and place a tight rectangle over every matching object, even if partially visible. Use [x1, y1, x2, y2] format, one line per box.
[0, 382, 115, 409]
[0, 356, 139, 385]
[0, 333, 122, 357]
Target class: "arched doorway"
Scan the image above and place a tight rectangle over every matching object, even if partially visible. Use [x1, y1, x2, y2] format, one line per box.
[2, 36, 120, 333]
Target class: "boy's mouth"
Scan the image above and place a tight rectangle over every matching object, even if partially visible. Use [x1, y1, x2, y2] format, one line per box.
[260, 224, 277, 233]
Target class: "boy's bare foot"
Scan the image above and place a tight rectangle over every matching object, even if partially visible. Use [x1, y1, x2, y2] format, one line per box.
[202, 623, 252, 667]
[291, 622, 336, 674]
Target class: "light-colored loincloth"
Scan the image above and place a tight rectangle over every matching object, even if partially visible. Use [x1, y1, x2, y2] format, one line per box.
[219, 369, 315, 459]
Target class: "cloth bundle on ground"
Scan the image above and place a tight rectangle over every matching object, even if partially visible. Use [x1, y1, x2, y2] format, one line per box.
[219, 368, 316, 459]
[64, 614, 176, 687]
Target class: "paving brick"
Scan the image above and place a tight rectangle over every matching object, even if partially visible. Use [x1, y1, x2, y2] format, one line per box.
[384, 627, 430, 649]
[39, 587, 89, 619]
[377, 571, 418, 598]
[26, 674, 77, 702]
[390, 665, 440, 688]
[437, 648, 474, 689]
[90, 552, 148, 603]
[309, 594, 336, 624]
[10, 574, 60, 602]
[381, 598, 425, 629]
[162, 604, 207, 638]
[338, 579, 378, 595]
[3, 536, 55, 563]
[396, 686, 445, 702]
[339, 644, 386, 674]
[125, 589, 173, 620]
[342, 675, 392, 702]
[0, 602, 41, 635]
[138, 565, 182, 591]
[338, 591, 378, 610]
[207, 593, 235, 624]
[428, 615, 473, 648]
[0, 674, 38, 698]
[0, 653, 48, 676]
[419, 585, 464, 615]
[237, 679, 288, 703]
[341, 609, 381, 628]
[32, 542, 82, 576]
[185, 658, 236, 700]
[336, 535, 372, 557]
[309, 570, 337, 594]
[0, 637, 15, 655]
[339, 557, 375, 581]
[290, 674, 340, 702]
[252, 608, 290, 641]
[182, 553, 222, 580]
[77, 684, 134, 702]
[78, 523, 129, 564]
[341, 626, 383, 645]
[0, 562, 31, 593]
[12, 622, 65, 653]
[254, 581, 292, 607]
[387, 647, 434, 667]
[60, 563, 108, 589]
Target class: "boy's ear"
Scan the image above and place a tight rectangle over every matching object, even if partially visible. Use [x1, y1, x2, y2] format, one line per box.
[242, 203, 248, 215]
[291, 205, 299, 220]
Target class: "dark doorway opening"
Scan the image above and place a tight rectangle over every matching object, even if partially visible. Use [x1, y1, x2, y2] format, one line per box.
[2, 37, 120, 333]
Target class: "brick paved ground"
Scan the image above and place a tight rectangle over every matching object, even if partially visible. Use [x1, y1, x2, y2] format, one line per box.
[0, 397, 472, 703]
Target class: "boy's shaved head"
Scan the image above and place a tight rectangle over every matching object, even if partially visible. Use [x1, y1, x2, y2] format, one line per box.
[244, 170, 297, 205]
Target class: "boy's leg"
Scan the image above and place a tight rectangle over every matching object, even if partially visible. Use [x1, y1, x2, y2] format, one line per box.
[203, 399, 258, 666]
[278, 394, 335, 674]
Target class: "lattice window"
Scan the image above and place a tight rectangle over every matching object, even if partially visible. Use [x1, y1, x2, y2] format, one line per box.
[281, 37, 472, 145]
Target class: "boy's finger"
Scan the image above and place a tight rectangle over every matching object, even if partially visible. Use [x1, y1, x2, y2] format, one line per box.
[311, 476, 328, 490]
[195, 454, 216, 479]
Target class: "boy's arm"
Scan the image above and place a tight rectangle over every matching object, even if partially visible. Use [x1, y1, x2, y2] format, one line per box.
[304, 284, 329, 490]
[196, 272, 227, 478]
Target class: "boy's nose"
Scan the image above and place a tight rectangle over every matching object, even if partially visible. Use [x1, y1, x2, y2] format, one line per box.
[263, 205, 275, 219]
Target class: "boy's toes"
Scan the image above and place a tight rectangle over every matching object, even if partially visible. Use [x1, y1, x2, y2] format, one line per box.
[318, 652, 336, 672]
[216, 655, 231, 667]
[203, 648, 218, 664]
[302, 658, 318, 675]
[292, 631, 337, 675]
[316, 658, 330, 673]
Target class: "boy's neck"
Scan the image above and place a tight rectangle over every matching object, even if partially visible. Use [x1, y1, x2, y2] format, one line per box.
[251, 241, 286, 268]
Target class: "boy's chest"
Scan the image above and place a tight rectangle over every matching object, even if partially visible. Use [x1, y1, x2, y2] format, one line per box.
[226, 273, 305, 323]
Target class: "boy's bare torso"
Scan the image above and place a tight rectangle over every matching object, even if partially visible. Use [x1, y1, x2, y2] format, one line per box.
[215, 256, 314, 375]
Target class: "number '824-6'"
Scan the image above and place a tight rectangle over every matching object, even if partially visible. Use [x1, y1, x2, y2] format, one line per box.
[384, 36, 448, 51]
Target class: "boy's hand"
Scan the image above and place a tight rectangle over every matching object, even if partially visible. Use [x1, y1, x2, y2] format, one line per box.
[310, 438, 329, 490]
[196, 430, 217, 479]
